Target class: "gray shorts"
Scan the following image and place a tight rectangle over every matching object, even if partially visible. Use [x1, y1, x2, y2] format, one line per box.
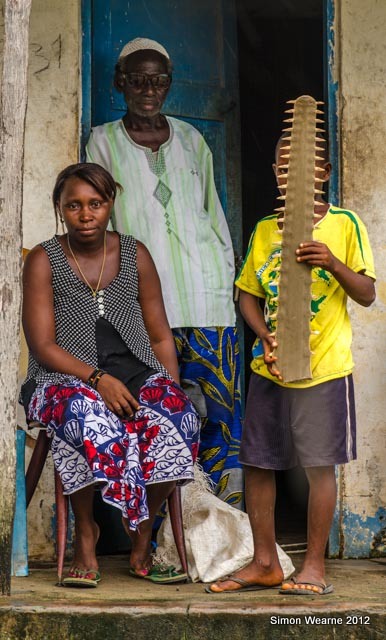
[239, 373, 356, 470]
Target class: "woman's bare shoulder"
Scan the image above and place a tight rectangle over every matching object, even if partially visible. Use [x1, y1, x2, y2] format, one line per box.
[135, 239, 160, 284]
[23, 243, 52, 280]
[135, 239, 153, 263]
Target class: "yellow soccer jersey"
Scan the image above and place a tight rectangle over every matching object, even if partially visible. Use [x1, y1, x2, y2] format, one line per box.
[236, 206, 376, 388]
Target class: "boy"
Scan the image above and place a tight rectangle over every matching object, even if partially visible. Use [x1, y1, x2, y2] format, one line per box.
[208, 137, 376, 594]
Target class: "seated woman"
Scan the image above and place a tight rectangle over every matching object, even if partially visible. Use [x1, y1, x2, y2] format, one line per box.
[21, 162, 200, 588]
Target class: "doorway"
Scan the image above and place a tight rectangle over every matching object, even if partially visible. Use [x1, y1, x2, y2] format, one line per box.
[236, 0, 324, 547]
[84, 0, 327, 553]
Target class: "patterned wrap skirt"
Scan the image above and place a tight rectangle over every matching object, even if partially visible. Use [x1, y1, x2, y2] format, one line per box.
[27, 373, 200, 530]
[173, 327, 243, 508]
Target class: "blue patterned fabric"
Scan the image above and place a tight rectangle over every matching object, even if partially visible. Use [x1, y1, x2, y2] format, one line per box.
[173, 327, 243, 507]
[27, 374, 199, 531]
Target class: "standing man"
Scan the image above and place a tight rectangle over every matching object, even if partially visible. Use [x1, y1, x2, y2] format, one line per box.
[86, 37, 242, 506]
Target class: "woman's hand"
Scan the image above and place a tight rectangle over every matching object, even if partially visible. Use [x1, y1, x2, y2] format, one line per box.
[96, 374, 139, 418]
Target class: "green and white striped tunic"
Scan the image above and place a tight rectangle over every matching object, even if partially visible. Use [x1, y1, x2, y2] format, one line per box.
[86, 117, 236, 328]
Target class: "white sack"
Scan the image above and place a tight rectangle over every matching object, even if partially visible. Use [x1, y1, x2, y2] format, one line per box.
[155, 467, 295, 583]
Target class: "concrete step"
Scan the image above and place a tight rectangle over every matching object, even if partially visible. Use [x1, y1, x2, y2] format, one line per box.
[2, 556, 385, 639]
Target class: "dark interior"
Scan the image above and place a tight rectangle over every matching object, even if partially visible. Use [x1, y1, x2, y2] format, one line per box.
[236, 0, 324, 545]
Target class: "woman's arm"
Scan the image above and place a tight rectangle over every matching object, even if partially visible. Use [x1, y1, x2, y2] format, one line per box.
[23, 246, 95, 381]
[137, 241, 180, 383]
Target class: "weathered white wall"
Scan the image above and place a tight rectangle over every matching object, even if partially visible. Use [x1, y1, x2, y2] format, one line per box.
[23, 0, 80, 560]
[1, 0, 80, 560]
[336, 0, 386, 557]
[23, 0, 80, 249]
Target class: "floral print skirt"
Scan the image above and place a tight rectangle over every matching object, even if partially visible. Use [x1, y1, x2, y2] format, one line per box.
[27, 374, 199, 530]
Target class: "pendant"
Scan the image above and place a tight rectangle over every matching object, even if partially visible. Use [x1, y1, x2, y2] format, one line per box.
[97, 290, 105, 316]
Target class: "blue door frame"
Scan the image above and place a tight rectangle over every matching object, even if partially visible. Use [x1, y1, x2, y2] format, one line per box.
[324, 0, 339, 207]
[324, 0, 342, 558]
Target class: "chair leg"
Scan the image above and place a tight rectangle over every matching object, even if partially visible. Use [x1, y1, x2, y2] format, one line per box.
[25, 430, 50, 506]
[55, 470, 69, 584]
[167, 485, 188, 577]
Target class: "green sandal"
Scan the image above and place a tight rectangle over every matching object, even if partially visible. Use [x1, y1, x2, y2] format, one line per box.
[62, 567, 101, 588]
[129, 564, 188, 584]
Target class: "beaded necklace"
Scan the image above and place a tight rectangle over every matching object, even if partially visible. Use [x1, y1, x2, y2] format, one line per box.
[67, 232, 107, 297]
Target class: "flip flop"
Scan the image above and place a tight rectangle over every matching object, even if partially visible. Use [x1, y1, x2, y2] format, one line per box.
[205, 575, 281, 594]
[62, 567, 101, 588]
[279, 577, 334, 595]
[129, 564, 188, 584]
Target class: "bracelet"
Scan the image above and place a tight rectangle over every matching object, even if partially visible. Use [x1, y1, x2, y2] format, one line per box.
[88, 368, 107, 389]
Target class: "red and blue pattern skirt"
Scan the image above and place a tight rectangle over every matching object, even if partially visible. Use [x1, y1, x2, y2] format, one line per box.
[27, 374, 199, 530]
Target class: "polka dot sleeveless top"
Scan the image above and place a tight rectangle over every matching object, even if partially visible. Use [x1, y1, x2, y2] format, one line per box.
[23, 233, 167, 388]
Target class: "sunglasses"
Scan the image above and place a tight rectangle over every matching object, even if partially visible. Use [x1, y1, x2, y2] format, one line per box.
[124, 72, 172, 89]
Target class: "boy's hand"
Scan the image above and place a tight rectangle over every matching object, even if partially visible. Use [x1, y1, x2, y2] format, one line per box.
[262, 332, 283, 381]
[296, 241, 337, 274]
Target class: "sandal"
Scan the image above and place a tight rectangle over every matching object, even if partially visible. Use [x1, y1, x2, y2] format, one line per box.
[129, 564, 188, 584]
[279, 576, 333, 595]
[62, 567, 101, 588]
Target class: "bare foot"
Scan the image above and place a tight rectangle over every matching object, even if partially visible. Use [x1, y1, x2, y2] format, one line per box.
[121, 516, 131, 537]
[71, 521, 100, 572]
[281, 563, 327, 594]
[122, 517, 152, 573]
[209, 559, 284, 593]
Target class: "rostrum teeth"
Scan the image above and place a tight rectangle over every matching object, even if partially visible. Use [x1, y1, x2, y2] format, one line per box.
[274, 95, 325, 383]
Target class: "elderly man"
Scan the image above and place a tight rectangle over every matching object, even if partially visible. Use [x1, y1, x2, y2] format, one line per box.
[86, 37, 242, 506]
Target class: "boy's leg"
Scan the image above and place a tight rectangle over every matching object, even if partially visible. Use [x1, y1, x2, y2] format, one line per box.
[209, 466, 283, 592]
[302, 465, 337, 582]
[281, 376, 355, 593]
[281, 464, 336, 592]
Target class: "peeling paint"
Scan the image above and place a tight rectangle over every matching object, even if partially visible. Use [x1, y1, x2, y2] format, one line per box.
[338, 507, 386, 558]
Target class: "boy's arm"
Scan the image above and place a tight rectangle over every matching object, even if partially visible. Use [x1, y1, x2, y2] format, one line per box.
[295, 241, 376, 307]
[238, 290, 282, 379]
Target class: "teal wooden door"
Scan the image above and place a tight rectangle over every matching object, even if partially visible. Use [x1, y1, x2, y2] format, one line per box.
[83, 0, 242, 258]
[82, 0, 243, 552]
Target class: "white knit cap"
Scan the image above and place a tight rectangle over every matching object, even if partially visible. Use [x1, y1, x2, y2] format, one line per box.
[118, 37, 170, 61]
